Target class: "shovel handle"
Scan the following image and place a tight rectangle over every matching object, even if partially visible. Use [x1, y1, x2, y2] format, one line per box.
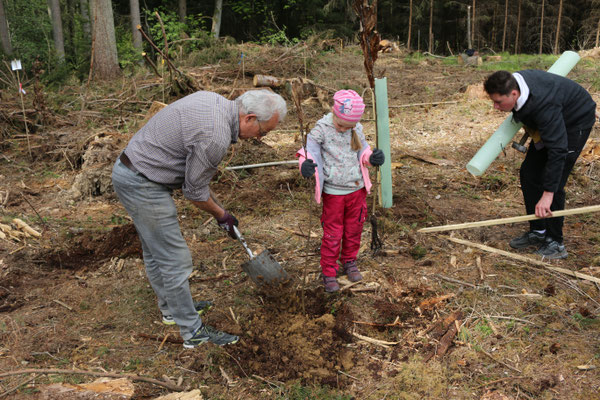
[233, 226, 255, 259]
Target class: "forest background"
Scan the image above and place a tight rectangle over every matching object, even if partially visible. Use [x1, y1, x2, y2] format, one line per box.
[0, 0, 599, 84]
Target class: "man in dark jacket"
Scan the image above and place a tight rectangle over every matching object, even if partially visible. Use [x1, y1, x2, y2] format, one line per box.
[484, 70, 596, 259]
[112, 90, 287, 348]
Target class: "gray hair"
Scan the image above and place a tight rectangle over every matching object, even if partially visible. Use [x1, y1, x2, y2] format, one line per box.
[235, 89, 287, 122]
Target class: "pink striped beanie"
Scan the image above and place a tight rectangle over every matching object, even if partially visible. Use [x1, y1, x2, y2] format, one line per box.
[332, 90, 365, 123]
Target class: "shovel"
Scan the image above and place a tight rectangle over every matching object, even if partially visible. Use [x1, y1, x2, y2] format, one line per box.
[233, 226, 291, 288]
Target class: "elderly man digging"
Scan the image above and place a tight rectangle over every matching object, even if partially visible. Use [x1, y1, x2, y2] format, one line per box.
[112, 90, 287, 348]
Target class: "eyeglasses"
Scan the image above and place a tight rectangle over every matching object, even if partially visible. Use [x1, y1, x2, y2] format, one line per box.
[257, 121, 268, 138]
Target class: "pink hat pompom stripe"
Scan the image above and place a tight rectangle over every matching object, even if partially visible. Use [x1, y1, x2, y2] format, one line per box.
[332, 89, 365, 123]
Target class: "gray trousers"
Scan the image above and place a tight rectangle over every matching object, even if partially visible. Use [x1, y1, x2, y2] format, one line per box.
[111, 159, 202, 340]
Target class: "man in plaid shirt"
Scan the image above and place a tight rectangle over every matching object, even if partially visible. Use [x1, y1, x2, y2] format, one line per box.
[112, 90, 287, 348]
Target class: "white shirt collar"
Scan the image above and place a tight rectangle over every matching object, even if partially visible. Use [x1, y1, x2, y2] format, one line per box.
[513, 72, 529, 111]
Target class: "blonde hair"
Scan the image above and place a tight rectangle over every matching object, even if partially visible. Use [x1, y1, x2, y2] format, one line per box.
[351, 128, 362, 151]
[333, 113, 363, 151]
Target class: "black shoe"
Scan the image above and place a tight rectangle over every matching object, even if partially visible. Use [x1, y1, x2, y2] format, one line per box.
[162, 300, 213, 325]
[536, 238, 568, 259]
[183, 324, 239, 348]
[509, 231, 546, 249]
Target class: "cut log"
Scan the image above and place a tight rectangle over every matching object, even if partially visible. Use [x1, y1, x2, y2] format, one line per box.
[253, 74, 283, 88]
[12, 218, 41, 237]
[40, 378, 134, 400]
[153, 389, 204, 400]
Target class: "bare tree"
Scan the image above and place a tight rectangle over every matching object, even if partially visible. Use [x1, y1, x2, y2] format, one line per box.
[47, 0, 65, 62]
[178, 0, 186, 23]
[471, 0, 476, 48]
[502, 0, 508, 52]
[407, 0, 412, 50]
[130, 0, 141, 51]
[539, 0, 545, 54]
[554, 0, 563, 54]
[91, 0, 120, 80]
[467, 5, 472, 49]
[0, 0, 12, 55]
[428, 0, 433, 53]
[596, 16, 599, 47]
[514, 0, 521, 54]
[211, 0, 223, 39]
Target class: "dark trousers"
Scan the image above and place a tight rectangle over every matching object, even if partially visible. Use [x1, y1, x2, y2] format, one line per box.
[520, 128, 591, 242]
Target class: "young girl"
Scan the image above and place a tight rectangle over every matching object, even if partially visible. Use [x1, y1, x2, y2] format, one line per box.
[297, 90, 385, 292]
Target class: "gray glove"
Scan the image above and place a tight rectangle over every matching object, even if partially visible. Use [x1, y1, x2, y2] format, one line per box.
[369, 148, 385, 166]
[216, 211, 239, 239]
[301, 159, 317, 178]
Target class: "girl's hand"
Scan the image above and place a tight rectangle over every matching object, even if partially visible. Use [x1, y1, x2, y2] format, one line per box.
[301, 159, 318, 178]
[369, 149, 385, 166]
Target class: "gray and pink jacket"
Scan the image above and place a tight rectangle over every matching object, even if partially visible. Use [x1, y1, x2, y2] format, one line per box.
[296, 113, 374, 204]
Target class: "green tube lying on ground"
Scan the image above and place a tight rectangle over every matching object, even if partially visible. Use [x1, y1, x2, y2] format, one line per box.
[465, 51, 581, 176]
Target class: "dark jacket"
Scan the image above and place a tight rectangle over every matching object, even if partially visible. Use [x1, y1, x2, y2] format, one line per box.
[512, 69, 596, 192]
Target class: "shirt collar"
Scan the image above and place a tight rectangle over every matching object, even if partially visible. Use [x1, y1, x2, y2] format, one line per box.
[513, 72, 529, 111]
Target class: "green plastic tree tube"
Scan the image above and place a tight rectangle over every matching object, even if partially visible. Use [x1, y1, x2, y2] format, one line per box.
[465, 50, 581, 176]
[374, 77, 393, 208]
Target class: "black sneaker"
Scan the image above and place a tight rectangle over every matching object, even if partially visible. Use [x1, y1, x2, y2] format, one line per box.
[183, 324, 239, 348]
[509, 231, 546, 249]
[162, 300, 213, 325]
[536, 238, 568, 259]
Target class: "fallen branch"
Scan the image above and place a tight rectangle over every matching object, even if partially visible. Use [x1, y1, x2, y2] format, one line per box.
[352, 331, 399, 348]
[478, 347, 522, 374]
[137, 333, 183, 344]
[0, 368, 183, 392]
[445, 236, 600, 285]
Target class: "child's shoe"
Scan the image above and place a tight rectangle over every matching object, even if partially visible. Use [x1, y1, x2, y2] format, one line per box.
[322, 275, 340, 292]
[343, 260, 362, 282]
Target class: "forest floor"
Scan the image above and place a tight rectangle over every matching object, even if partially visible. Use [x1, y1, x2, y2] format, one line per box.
[1, 44, 600, 400]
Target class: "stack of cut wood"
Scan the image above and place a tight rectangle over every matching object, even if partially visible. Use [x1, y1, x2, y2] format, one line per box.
[0, 218, 41, 241]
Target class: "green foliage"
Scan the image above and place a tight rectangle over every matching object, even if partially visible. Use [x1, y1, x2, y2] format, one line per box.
[2, 0, 52, 72]
[280, 383, 352, 400]
[477, 53, 559, 72]
[145, 9, 188, 58]
[572, 313, 600, 329]
[410, 245, 427, 260]
[115, 26, 140, 70]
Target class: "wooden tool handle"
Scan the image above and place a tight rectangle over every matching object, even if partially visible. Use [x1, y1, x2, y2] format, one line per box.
[418, 205, 600, 233]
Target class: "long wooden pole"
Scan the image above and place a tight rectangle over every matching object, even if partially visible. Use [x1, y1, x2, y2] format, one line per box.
[418, 205, 600, 233]
[445, 236, 600, 285]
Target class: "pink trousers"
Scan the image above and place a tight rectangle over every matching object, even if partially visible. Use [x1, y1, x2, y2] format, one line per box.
[320, 188, 368, 277]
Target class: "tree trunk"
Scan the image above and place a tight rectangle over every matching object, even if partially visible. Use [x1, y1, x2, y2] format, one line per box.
[554, 0, 563, 54]
[428, 0, 433, 53]
[472, 0, 476, 48]
[0, 0, 12, 55]
[91, 0, 120, 80]
[491, 4, 497, 50]
[407, 0, 412, 51]
[502, 0, 508, 52]
[467, 6, 472, 49]
[596, 17, 599, 48]
[514, 0, 521, 54]
[211, 0, 223, 39]
[129, 0, 141, 51]
[47, 0, 65, 62]
[539, 0, 544, 54]
[178, 0, 186, 23]
[80, 0, 90, 38]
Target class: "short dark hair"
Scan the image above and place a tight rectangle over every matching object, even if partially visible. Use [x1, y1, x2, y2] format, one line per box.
[483, 70, 518, 96]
